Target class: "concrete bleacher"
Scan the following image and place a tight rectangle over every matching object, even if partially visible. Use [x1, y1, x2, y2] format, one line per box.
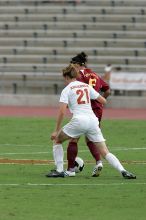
[0, 0, 146, 96]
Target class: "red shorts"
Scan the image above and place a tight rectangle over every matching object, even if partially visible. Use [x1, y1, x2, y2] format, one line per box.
[92, 108, 103, 124]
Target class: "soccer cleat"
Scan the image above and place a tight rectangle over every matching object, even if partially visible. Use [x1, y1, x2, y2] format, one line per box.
[45, 170, 64, 178]
[64, 170, 76, 177]
[92, 162, 103, 177]
[121, 170, 136, 179]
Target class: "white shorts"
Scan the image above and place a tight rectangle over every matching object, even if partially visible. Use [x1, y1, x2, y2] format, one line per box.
[62, 114, 105, 143]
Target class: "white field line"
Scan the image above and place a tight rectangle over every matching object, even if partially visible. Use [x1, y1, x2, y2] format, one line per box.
[0, 182, 146, 187]
[0, 163, 50, 165]
[1, 143, 146, 149]
[1, 143, 146, 151]
[0, 152, 49, 155]
[1, 162, 146, 166]
[0, 143, 48, 147]
[0, 147, 146, 156]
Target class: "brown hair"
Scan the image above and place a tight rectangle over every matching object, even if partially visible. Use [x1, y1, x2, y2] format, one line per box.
[62, 64, 78, 79]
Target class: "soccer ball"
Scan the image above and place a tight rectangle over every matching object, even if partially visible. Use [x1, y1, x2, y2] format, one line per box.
[74, 157, 84, 173]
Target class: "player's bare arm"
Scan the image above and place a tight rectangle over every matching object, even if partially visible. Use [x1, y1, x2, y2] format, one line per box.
[102, 89, 111, 99]
[51, 102, 67, 140]
[97, 95, 107, 105]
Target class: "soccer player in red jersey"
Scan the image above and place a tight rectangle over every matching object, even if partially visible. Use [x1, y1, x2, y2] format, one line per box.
[67, 52, 111, 176]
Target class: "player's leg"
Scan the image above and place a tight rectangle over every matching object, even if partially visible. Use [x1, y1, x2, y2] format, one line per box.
[47, 117, 83, 177]
[67, 138, 79, 171]
[85, 137, 101, 162]
[88, 108, 103, 176]
[94, 141, 136, 179]
[86, 121, 136, 179]
[67, 136, 102, 175]
[62, 116, 87, 176]
[87, 124, 124, 173]
[63, 138, 80, 177]
[85, 137, 103, 177]
[85, 109, 103, 176]
[46, 129, 71, 177]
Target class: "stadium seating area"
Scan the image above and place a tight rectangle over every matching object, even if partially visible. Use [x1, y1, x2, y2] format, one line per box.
[0, 0, 146, 94]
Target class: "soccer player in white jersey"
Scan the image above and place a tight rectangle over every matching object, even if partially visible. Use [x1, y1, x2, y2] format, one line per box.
[46, 64, 136, 179]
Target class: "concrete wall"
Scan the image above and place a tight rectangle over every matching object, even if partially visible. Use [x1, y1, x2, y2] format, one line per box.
[106, 96, 146, 109]
[0, 94, 146, 109]
[0, 94, 60, 107]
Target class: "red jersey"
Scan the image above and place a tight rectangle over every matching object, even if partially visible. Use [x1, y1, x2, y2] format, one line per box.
[77, 68, 109, 110]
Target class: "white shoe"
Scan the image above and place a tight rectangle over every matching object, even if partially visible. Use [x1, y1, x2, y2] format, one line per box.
[92, 162, 103, 177]
[64, 170, 76, 177]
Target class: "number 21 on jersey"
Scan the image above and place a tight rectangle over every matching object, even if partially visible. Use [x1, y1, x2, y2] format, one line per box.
[76, 88, 90, 104]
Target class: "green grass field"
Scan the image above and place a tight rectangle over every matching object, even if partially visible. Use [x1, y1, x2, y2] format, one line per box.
[0, 117, 146, 220]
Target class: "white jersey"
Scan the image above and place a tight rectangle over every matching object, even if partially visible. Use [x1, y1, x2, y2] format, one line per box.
[59, 80, 100, 116]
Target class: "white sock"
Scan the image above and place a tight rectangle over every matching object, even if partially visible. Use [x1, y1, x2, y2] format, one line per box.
[105, 153, 125, 173]
[53, 144, 64, 172]
[96, 160, 103, 165]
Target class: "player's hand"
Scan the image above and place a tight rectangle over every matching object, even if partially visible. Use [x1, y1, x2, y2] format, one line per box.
[51, 131, 58, 140]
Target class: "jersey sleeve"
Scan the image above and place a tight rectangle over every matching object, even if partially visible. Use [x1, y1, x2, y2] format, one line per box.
[99, 77, 110, 92]
[89, 85, 100, 100]
[59, 88, 69, 104]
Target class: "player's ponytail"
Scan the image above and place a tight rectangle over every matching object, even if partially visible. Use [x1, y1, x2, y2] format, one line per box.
[70, 51, 88, 66]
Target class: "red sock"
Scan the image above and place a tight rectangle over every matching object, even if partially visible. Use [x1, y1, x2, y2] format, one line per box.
[87, 141, 100, 162]
[67, 142, 78, 170]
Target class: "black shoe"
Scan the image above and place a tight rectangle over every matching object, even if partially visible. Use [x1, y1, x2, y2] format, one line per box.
[50, 169, 57, 172]
[121, 170, 136, 179]
[46, 170, 64, 178]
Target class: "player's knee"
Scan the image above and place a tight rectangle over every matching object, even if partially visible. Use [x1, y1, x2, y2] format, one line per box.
[70, 138, 79, 143]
